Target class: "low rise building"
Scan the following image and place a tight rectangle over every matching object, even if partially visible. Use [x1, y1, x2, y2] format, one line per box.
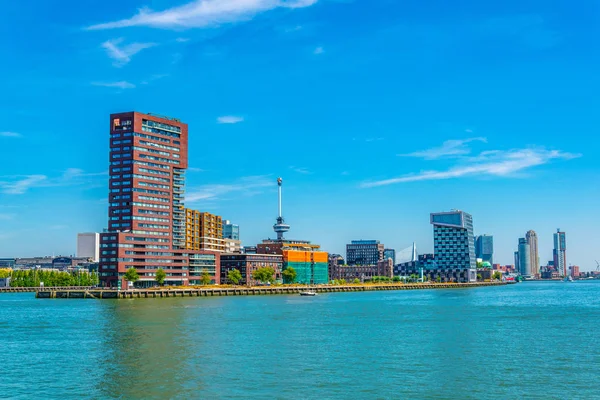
[220, 253, 283, 285]
[331, 259, 393, 281]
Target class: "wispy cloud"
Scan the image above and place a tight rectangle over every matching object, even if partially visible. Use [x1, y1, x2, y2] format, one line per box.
[91, 81, 136, 89]
[217, 115, 244, 124]
[140, 74, 170, 85]
[313, 46, 324, 55]
[289, 166, 311, 174]
[86, 0, 318, 30]
[362, 147, 580, 188]
[399, 137, 487, 160]
[102, 38, 157, 67]
[186, 175, 272, 202]
[0, 175, 47, 194]
[0, 131, 22, 138]
[0, 213, 15, 221]
[365, 137, 384, 142]
[175, 37, 190, 43]
[284, 25, 303, 33]
[0, 169, 107, 195]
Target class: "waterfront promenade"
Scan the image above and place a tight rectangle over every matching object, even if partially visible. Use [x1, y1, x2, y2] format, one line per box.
[34, 281, 510, 299]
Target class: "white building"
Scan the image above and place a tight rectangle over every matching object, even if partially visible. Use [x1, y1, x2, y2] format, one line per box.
[77, 233, 100, 262]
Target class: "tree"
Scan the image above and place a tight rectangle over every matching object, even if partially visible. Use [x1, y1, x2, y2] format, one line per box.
[155, 268, 166, 286]
[227, 269, 242, 285]
[124, 268, 140, 286]
[477, 273, 483, 281]
[252, 267, 275, 284]
[0, 269, 11, 279]
[492, 271, 502, 281]
[353, 278, 360, 284]
[200, 269, 212, 285]
[281, 267, 297, 284]
[477, 261, 483, 269]
[436, 276, 442, 283]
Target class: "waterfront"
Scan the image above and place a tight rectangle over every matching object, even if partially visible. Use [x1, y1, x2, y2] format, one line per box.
[2, 281, 600, 399]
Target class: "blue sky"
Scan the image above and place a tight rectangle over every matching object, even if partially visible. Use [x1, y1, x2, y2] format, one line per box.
[0, 0, 598, 269]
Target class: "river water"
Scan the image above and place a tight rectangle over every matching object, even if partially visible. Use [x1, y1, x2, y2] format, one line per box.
[1, 281, 599, 399]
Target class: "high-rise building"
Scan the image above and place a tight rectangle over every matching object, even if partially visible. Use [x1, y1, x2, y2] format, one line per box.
[518, 238, 532, 276]
[553, 229, 567, 277]
[77, 233, 100, 262]
[570, 265, 580, 278]
[98, 112, 219, 288]
[184, 209, 225, 252]
[430, 210, 476, 282]
[475, 235, 494, 264]
[223, 220, 240, 240]
[514, 251, 520, 273]
[346, 240, 384, 266]
[526, 230, 539, 277]
[383, 248, 396, 264]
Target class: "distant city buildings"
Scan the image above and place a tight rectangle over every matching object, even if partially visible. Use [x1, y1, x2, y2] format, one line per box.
[518, 238, 532, 277]
[383, 248, 396, 264]
[185, 209, 225, 252]
[346, 240, 384, 266]
[570, 265, 580, 278]
[330, 258, 393, 281]
[222, 220, 242, 253]
[77, 233, 100, 262]
[430, 210, 477, 282]
[475, 235, 494, 264]
[553, 229, 567, 277]
[220, 253, 283, 285]
[525, 230, 539, 277]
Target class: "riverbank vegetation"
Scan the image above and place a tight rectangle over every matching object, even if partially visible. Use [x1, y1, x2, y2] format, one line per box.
[6, 269, 99, 287]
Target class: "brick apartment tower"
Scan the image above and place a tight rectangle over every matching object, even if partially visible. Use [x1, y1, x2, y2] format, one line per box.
[99, 112, 219, 288]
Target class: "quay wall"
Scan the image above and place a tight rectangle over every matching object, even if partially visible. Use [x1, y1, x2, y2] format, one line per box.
[34, 282, 512, 299]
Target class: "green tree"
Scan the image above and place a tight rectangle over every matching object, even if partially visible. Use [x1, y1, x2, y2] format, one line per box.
[200, 269, 212, 285]
[124, 268, 140, 287]
[281, 267, 297, 284]
[252, 267, 275, 284]
[353, 278, 360, 284]
[436, 276, 442, 283]
[155, 268, 166, 286]
[477, 273, 483, 281]
[227, 269, 242, 285]
[0, 269, 11, 279]
[492, 271, 502, 281]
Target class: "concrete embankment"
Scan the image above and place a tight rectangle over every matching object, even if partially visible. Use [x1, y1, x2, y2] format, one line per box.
[0, 286, 92, 293]
[35, 282, 511, 299]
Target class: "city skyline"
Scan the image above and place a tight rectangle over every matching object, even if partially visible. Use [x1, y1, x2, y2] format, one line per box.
[1, 0, 599, 269]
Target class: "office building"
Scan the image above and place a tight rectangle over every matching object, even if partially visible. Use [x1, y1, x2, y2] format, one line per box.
[223, 220, 239, 240]
[77, 233, 100, 262]
[383, 248, 396, 264]
[526, 230, 539, 277]
[514, 251, 520, 273]
[475, 235, 494, 264]
[98, 112, 219, 288]
[221, 253, 283, 285]
[553, 230, 567, 277]
[518, 238, 532, 276]
[570, 265, 580, 278]
[430, 210, 477, 282]
[346, 240, 384, 266]
[330, 259, 393, 281]
[184, 209, 225, 252]
[0, 258, 16, 269]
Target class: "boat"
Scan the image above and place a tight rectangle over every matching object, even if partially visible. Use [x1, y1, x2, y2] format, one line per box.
[300, 290, 317, 296]
[564, 276, 573, 282]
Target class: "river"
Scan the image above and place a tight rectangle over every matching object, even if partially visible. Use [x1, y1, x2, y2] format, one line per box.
[1, 281, 599, 399]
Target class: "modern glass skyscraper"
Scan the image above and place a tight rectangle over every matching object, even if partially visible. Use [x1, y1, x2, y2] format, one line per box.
[430, 210, 476, 282]
[518, 238, 532, 276]
[383, 248, 396, 264]
[475, 235, 494, 264]
[223, 220, 240, 240]
[346, 240, 384, 266]
[526, 230, 539, 277]
[553, 230, 567, 277]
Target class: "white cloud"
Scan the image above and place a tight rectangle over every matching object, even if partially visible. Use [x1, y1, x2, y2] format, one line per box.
[176, 37, 190, 42]
[399, 137, 487, 160]
[0, 213, 15, 220]
[289, 166, 311, 174]
[362, 148, 581, 188]
[313, 46, 324, 54]
[0, 131, 21, 138]
[91, 81, 136, 89]
[0, 169, 107, 195]
[284, 25, 303, 33]
[217, 115, 244, 124]
[187, 175, 272, 202]
[0, 175, 48, 194]
[102, 38, 157, 67]
[86, 0, 318, 30]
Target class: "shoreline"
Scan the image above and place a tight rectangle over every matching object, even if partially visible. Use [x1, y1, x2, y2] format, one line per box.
[31, 281, 512, 299]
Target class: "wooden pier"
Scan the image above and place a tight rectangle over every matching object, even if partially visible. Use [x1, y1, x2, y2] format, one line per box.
[33, 282, 511, 299]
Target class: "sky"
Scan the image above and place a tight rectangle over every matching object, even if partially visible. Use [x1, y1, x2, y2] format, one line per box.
[0, 0, 599, 269]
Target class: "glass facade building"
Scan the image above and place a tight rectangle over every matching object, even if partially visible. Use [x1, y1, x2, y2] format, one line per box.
[430, 211, 477, 282]
[223, 220, 240, 240]
[518, 238, 532, 276]
[346, 240, 384, 266]
[475, 235, 494, 264]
